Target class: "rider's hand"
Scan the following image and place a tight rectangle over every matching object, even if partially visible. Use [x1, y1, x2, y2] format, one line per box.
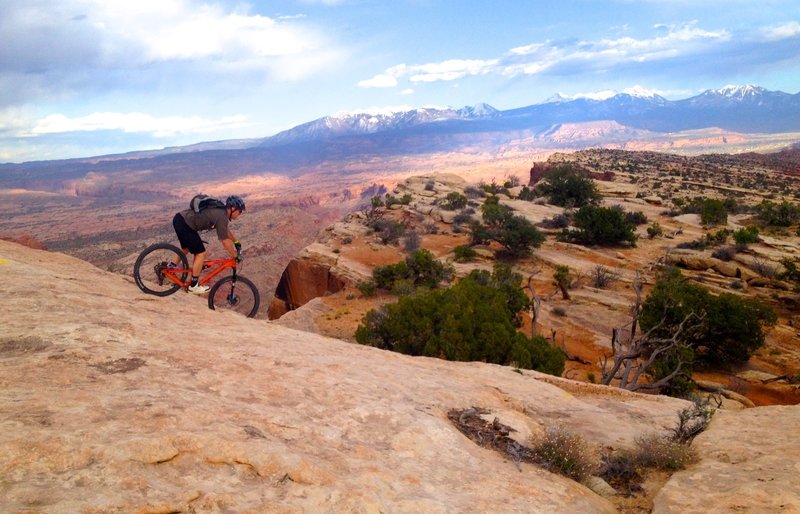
[234, 240, 242, 252]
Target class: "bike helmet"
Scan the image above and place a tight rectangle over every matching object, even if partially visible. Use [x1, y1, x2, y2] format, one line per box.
[226, 195, 246, 212]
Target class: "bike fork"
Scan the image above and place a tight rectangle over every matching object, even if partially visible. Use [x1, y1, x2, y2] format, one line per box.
[228, 268, 238, 304]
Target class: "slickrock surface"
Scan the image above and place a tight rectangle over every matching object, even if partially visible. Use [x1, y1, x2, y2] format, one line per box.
[0, 241, 644, 512]
[2, 239, 797, 513]
[652, 405, 800, 514]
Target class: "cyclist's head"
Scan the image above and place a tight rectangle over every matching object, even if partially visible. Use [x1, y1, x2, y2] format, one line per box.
[226, 195, 246, 213]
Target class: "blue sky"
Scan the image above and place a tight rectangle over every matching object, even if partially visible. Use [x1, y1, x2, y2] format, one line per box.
[1, 0, 799, 163]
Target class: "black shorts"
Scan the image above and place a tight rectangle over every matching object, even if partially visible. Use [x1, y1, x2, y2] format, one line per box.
[172, 213, 205, 254]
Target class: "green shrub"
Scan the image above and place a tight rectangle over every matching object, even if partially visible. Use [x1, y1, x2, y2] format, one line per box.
[373, 261, 409, 290]
[454, 244, 477, 262]
[481, 180, 510, 196]
[473, 196, 545, 257]
[561, 205, 638, 247]
[370, 219, 406, 245]
[535, 165, 601, 208]
[625, 210, 649, 225]
[440, 192, 468, 211]
[540, 213, 571, 229]
[481, 195, 513, 228]
[371, 249, 451, 292]
[497, 215, 546, 257]
[757, 200, 800, 226]
[371, 195, 384, 209]
[467, 264, 531, 327]
[706, 228, 731, 246]
[355, 272, 564, 375]
[700, 198, 728, 225]
[356, 280, 376, 297]
[384, 194, 400, 207]
[780, 258, 800, 291]
[390, 278, 417, 296]
[405, 248, 448, 288]
[732, 225, 759, 246]
[517, 185, 537, 201]
[647, 222, 664, 239]
[640, 267, 777, 367]
[469, 220, 494, 245]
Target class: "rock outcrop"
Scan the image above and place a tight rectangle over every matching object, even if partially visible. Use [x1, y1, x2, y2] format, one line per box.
[268, 174, 472, 319]
[268, 243, 350, 319]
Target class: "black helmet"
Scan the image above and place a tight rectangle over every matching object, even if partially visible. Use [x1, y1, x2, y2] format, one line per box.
[226, 195, 246, 212]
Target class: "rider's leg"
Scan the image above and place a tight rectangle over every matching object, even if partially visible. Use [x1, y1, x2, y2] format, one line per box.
[190, 251, 206, 285]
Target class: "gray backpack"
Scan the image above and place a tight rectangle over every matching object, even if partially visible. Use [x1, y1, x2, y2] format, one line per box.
[190, 194, 226, 213]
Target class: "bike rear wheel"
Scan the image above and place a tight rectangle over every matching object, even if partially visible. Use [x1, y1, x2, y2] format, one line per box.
[133, 243, 189, 296]
[208, 275, 260, 318]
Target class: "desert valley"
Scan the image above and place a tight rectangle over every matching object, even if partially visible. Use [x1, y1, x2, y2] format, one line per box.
[2, 88, 800, 512]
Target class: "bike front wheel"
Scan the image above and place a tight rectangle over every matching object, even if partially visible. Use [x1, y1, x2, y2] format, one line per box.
[133, 243, 189, 296]
[208, 275, 260, 318]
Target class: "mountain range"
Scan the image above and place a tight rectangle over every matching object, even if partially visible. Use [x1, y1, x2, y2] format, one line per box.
[1, 85, 799, 190]
[259, 85, 800, 147]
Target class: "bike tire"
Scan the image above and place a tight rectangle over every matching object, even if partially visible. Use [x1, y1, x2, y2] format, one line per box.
[208, 275, 260, 318]
[133, 243, 189, 297]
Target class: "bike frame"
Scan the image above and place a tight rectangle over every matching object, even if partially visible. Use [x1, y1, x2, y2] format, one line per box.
[161, 257, 238, 289]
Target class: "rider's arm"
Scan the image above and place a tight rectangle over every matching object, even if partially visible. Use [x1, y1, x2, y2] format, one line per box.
[222, 238, 238, 259]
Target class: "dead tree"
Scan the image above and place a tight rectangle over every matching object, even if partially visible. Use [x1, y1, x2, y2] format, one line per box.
[628, 271, 643, 345]
[601, 311, 703, 392]
[522, 273, 542, 338]
[359, 196, 385, 225]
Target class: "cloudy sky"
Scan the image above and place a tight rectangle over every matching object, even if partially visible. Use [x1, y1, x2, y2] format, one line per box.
[2, 0, 799, 162]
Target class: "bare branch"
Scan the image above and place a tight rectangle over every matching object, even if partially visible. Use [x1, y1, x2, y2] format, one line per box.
[601, 272, 704, 393]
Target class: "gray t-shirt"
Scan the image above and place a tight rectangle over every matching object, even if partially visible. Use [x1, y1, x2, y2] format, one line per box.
[179, 208, 229, 241]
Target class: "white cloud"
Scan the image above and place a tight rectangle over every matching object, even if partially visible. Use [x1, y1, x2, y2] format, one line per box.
[409, 59, 499, 83]
[84, 1, 330, 63]
[25, 112, 249, 138]
[762, 21, 800, 41]
[359, 59, 498, 88]
[0, 0, 346, 107]
[509, 43, 546, 56]
[360, 21, 731, 86]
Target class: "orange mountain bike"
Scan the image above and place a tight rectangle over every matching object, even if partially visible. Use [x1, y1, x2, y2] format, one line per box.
[133, 243, 260, 318]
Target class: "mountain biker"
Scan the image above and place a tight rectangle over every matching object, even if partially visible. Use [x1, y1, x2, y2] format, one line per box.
[172, 195, 246, 294]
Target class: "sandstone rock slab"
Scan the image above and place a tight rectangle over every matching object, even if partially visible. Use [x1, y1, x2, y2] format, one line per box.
[652, 405, 800, 514]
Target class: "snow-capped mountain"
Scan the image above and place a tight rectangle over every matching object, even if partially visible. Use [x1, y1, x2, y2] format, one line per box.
[252, 84, 799, 148]
[265, 104, 500, 146]
[685, 84, 794, 106]
[715, 84, 766, 99]
[546, 86, 666, 103]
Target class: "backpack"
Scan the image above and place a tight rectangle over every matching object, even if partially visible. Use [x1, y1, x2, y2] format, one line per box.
[189, 193, 226, 213]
